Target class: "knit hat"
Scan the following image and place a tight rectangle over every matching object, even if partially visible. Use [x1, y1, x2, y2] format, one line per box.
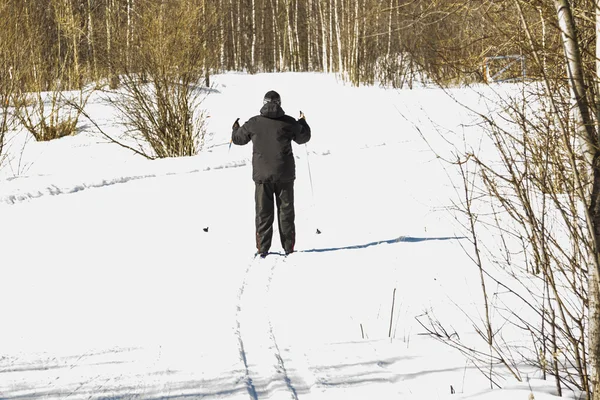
[263, 90, 281, 106]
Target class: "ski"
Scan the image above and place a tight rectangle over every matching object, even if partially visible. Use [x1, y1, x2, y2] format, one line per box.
[255, 251, 288, 258]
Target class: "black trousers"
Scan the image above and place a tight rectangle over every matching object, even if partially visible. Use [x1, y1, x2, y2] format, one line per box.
[255, 181, 295, 254]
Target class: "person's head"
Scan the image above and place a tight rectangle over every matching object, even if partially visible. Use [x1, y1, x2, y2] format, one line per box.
[263, 90, 281, 106]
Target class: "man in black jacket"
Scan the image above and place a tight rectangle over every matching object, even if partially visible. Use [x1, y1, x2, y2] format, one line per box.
[232, 90, 311, 257]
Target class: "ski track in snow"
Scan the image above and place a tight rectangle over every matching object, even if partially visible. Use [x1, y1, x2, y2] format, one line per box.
[0, 160, 247, 205]
[0, 139, 390, 206]
[266, 259, 299, 400]
[235, 255, 260, 400]
[235, 254, 305, 400]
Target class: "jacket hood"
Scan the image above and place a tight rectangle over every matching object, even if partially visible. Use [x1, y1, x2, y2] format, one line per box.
[260, 102, 285, 119]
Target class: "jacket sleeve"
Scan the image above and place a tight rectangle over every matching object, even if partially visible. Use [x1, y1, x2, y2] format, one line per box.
[293, 118, 311, 145]
[232, 121, 252, 145]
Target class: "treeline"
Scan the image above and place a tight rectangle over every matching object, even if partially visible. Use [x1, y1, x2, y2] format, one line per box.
[0, 0, 574, 90]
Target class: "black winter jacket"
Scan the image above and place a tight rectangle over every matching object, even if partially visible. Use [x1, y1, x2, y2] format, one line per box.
[232, 102, 311, 183]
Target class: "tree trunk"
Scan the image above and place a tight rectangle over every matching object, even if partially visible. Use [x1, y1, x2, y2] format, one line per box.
[286, 0, 295, 70]
[68, 0, 81, 88]
[219, 0, 225, 69]
[87, 0, 98, 82]
[294, 0, 300, 70]
[555, 0, 596, 159]
[251, 0, 256, 70]
[333, 0, 343, 74]
[328, 0, 333, 72]
[229, 0, 237, 70]
[386, 0, 393, 57]
[271, 0, 280, 70]
[236, 0, 242, 69]
[106, 0, 118, 88]
[276, 0, 284, 69]
[126, 0, 135, 71]
[317, 0, 327, 72]
[307, 0, 313, 70]
[592, 0, 600, 398]
[554, 1, 600, 398]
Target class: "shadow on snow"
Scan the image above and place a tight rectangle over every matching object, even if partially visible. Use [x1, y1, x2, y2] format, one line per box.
[300, 235, 466, 254]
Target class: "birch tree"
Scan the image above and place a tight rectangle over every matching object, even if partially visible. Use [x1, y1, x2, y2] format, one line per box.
[52, 0, 82, 88]
[333, 0, 343, 73]
[86, 0, 98, 82]
[547, 3, 600, 396]
[105, 0, 118, 88]
[317, 0, 328, 72]
[251, 0, 256, 70]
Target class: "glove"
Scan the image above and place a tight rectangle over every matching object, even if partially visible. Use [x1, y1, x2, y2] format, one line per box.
[299, 111, 305, 120]
[232, 118, 240, 129]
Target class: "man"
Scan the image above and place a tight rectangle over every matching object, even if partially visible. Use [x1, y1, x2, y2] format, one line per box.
[231, 90, 311, 257]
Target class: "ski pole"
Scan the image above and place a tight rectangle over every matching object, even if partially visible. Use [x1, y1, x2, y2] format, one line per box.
[305, 143, 321, 235]
[305, 143, 315, 203]
[300, 111, 315, 202]
[301, 111, 320, 235]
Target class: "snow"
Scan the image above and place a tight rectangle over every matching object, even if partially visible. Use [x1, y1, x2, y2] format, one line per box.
[0, 73, 571, 399]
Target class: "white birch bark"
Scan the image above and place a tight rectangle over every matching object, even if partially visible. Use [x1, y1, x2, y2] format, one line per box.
[277, 0, 284, 69]
[127, 0, 135, 71]
[70, 0, 80, 87]
[554, 0, 595, 161]
[87, 0, 98, 81]
[230, 0, 237, 69]
[220, 0, 226, 69]
[333, 0, 343, 74]
[539, 6, 546, 74]
[106, 0, 117, 87]
[329, 0, 333, 72]
[251, 0, 256, 69]
[352, 0, 359, 83]
[271, 0, 278, 70]
[317, 0, 328, 72]
[236, 0, 241, 69]
[286, 0, 295, 70]
[554, 1, 600, 397]
[294, 0, 299, 70]
[592, 1, 600, 397]
[386, 0, 393, 57]
[307, 0, 313, 70]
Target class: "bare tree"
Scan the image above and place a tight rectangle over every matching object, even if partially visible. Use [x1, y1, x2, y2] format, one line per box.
[10, 0, 90, 142]
[110, 0, 209, 159]
[0, 0, 17, 164]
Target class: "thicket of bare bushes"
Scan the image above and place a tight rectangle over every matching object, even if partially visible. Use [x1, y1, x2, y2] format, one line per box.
[414, 1, 600, 399]
[0, 1, 16, 163]
[419, 85, 591, 395]
[2, 0, 210, 157]
[6, 0, 93, 143]
[111, 0, 209, 158]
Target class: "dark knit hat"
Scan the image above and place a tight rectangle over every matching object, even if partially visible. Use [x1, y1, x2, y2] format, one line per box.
[263, 90, 281, 106]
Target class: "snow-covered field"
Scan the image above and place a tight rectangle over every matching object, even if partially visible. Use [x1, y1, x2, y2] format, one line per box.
[0, 73, 568, 399]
